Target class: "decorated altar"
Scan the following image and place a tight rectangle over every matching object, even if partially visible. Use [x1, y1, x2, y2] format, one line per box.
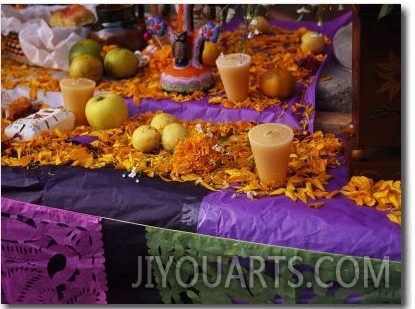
[1, 5, 401, 305]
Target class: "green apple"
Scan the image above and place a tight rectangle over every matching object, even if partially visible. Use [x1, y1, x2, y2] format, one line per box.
[104, 47, 138, 79]
[161, 123, 188, 151]
[150, 112, 178, 132]
[131, 125, 161, 152]
[85, 92, 129, 130]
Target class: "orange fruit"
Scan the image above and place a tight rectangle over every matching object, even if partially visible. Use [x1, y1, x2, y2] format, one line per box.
[249, 15, 271, 34]
[69, 38, 103, 63]
[260, 69, 296, 99]
[69, 54, 104, 84]
[300, 31, 326, 54]
[202, 41, 222, 67]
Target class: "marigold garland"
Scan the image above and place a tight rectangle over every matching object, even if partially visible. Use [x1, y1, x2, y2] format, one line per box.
[1, 107, 401, 225]
[2, 108, 342, 198]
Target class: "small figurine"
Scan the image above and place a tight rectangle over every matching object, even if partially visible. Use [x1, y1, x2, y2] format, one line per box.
[146, 4, 221, 93]
[172, 31, 189, 67]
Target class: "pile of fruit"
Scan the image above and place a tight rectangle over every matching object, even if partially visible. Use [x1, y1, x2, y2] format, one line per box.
[132, 112, 188, 152]
[68, 38, 139, 83]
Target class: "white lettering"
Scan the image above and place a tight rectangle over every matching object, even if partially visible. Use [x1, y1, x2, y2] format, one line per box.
[288, 256, 303, 288]
[268, 256, 287, 288]
[154, 255, 174, 288]
[364, 256, 390, 288]
[202, 255, 222, 288]
[224, 256, 246, 288]
[175, 256, 199, 288]
[249, 256, 267, 288]
[336, 256, 359, 288]
[145, 255, 155, 288]
[131, 256, 143, 288]
[314, 256, 333, 288]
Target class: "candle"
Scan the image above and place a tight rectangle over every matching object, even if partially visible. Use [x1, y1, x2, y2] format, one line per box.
[59, 78, 96, 127]
[248, 123, 294, 186]
[215, 53, 251, 102]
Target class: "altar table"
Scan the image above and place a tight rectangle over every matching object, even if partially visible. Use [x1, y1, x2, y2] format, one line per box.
[1, 11, 401, 304]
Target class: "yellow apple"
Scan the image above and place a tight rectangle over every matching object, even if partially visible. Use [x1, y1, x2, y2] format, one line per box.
[131, 125, 161, 152]
[150, 112, 179, 132]
[161, 122, 188, 151]
[85, 92, 128, 130]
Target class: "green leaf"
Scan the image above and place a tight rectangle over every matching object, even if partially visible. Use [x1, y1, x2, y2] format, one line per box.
[186, 289, 200, 301]
[378, 4, 395, 20]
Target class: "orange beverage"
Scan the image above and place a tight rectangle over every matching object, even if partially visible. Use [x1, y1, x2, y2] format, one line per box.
[248, 123, 294, 186]
[59, 78, 96, 126]
[215, 53, 251, 102]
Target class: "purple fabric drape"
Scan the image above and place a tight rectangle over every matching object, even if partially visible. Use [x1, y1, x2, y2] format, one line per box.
[196, 157, 401, 262]
[1, 197, 107, 304]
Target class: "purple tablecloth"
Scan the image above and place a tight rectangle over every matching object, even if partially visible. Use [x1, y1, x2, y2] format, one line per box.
[196, 157, 401, 262]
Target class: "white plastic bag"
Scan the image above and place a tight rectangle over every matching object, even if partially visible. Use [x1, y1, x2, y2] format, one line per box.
[19, 18, 90, 70]
[1, 5, 96, 71]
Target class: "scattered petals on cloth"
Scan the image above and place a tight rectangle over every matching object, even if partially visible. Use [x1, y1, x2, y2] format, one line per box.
[341, 176, 401, 225]
[1, 197, 107, 304]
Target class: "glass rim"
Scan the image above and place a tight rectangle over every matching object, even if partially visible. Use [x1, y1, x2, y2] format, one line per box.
[215, 52, 251, 66]
[59, 77, 96, 88]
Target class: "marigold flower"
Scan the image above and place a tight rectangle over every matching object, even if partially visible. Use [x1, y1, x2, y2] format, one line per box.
[341, 177, 401, 224]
